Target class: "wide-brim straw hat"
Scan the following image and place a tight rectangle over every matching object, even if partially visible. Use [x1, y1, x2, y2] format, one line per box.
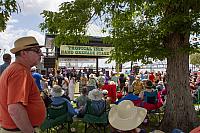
[88, 89, 103, 101]
[10, 36, 44, 54]
[109, 100, 147, 131]
[50, 85, 64, 97]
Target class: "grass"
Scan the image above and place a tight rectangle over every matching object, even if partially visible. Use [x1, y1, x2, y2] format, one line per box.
[39, 113, 161, 133]
[39, 101, 200, 133]
[39, 109, 200, 133]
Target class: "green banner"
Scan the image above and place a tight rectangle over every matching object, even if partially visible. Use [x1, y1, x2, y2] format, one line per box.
[60, 45, 114, 57]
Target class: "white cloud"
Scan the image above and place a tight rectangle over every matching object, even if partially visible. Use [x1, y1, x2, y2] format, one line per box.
[17, 0, 73, 16]
[26, 30, 45, 45]
[0, 25, 44, 63]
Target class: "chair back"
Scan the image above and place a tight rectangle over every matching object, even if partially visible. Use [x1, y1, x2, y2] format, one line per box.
[48, 102, 68, 119]
[144, 90, 158, 104]
[86, 100, 106, 116]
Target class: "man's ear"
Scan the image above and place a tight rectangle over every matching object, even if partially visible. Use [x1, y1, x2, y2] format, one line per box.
[19, 50, 28, 58]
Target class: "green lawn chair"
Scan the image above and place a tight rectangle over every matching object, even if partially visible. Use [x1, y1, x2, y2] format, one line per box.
[197, 88, 200, 114]
[40, 102, 73, 133]
[83, 100, 108, 133]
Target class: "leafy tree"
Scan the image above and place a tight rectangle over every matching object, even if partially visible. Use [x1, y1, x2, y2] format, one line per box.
[40, 0, 200, 132]
[0, 0, 20, 31]
[190, 53, 200, 67]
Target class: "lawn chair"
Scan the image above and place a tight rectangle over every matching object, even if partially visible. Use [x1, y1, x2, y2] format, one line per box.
[143, 90, 164, 126]
[40, 102, 73, 133]
[83, 100, 108, 133]
[196, 89, 200, 114]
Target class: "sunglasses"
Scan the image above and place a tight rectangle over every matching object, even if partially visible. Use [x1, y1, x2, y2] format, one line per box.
[24, 47, 42, 54]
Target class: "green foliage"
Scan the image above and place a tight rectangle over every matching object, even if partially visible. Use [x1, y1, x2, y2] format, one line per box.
[0, 0, 20, 32]
[190, 53, 200, 66]
[40, 0, 200, 64]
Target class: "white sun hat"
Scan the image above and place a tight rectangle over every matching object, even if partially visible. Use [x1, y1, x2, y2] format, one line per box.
[31, 66, 37, 71]
[109, 100, 147, 131]
[102, 89, 108, 95]
[88, 89, 103, 101]
[50, 85, 64, 97]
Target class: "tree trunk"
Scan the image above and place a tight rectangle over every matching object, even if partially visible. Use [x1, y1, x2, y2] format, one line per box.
[160, 33, 198, 132]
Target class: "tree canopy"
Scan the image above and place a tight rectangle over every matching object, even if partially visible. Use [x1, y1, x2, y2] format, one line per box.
[40, 0, 200, 64]
[0, 0, 19, 32]
[40, 0, 200, 132]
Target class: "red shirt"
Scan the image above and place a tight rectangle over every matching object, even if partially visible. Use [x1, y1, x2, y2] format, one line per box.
[149, 74, 155, 82]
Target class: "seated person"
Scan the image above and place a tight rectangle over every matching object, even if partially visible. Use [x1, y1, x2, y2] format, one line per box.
[75, 87, 89, 117]
[87, 74, 98, 91]
[156, 81, 165, 91]
[109, 100, 147, 133]
[139, 80, 163, 110]
[41, 88, 52, 107]
[115, 93, 141, 106]
[50, 85, 79, 117]
[87, 89, 106, 116]
[132, 75, 144, 96]
[102, 89, 111, 111]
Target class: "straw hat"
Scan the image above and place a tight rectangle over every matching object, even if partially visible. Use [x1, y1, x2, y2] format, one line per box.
[88, 89, 103, 101]
[109, 100, 147, 131]
[10, 36, 44, 54]
[50, 85, 64, 97]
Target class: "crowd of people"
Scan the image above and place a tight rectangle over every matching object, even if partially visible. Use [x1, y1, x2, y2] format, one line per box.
[0, 36, 199, 133]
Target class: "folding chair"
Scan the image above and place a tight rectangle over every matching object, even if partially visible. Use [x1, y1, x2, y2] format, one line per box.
[83, 100, 108, 133]
[143, 90, 164, 126]
[197, 89, 200, 114]
[40, 102, 73, 133]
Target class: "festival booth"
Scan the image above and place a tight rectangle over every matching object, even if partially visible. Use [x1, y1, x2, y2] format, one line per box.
[44, 35, 114, 76]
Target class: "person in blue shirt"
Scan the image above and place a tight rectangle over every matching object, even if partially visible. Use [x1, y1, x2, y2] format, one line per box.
[0, 53, 11, 76]
[50, 85, 78, 117]
[87, 89, 106, 116]
[31, 66, 46, 92]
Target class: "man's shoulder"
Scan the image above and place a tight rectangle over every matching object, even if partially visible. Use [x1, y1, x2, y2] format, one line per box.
[5, 62, 25, 73]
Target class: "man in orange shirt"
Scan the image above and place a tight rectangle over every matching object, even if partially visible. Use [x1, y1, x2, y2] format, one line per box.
[0, 36, 46, 133]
